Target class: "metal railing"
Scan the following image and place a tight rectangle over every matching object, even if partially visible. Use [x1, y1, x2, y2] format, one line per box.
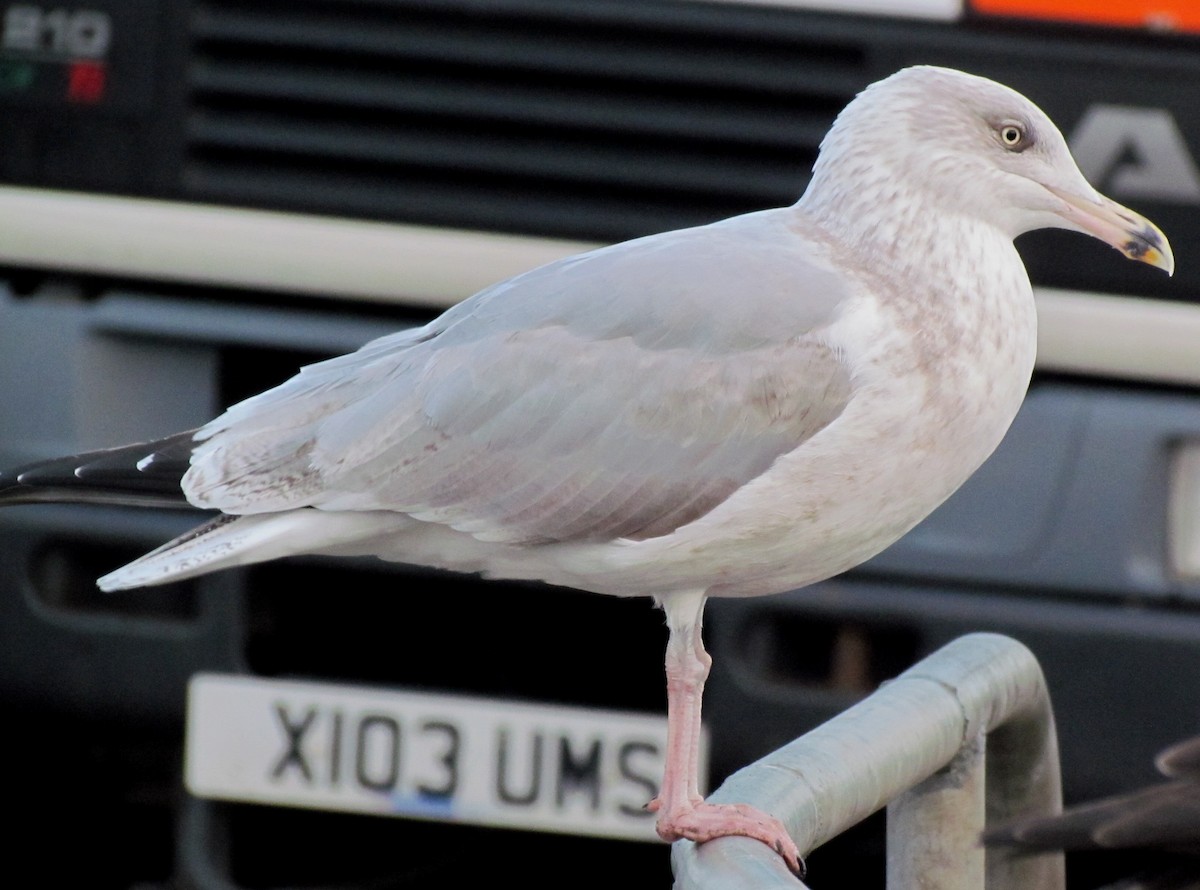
[673, 633, 1064, 890]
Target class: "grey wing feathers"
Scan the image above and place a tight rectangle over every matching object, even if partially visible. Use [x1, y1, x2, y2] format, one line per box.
[984, 736, 1200, 854]
[1159, 736, 1200, 781]
[983, 781, 1200, 852]
[184, 208, 855, 543]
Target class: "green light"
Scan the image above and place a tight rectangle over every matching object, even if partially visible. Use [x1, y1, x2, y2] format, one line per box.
[0, 61, 35, 90]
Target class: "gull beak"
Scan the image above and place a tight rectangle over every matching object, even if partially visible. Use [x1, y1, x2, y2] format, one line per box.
[1047, 185, 1174, 276]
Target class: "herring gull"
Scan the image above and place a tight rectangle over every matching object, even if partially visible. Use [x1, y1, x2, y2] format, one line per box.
[0, 67, 1174, 872]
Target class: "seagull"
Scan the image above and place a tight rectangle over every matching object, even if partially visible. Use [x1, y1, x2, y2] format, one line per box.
[0, 67, 1173, 873]
[985, 735, 1200, 854]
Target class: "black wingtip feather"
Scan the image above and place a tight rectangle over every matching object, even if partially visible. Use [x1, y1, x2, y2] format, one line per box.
[0, 430, 200, 508]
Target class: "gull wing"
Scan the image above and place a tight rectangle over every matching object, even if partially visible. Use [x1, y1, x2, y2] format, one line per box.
[186, 208, 857, 544]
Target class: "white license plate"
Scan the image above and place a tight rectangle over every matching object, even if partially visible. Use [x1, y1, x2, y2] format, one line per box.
[186, 673, 704, 842]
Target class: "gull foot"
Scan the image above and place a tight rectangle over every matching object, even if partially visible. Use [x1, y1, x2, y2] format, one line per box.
[649, 798, 804, 875]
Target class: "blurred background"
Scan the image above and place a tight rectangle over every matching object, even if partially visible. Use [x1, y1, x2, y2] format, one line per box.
[1, 0, 1199, 886]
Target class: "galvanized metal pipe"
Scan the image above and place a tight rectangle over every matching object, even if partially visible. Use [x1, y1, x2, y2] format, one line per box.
[671, 632, 1063, 890]
[887, 733, 986, 889]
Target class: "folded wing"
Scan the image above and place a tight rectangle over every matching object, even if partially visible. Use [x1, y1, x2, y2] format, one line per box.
[182, 209, 857, 544]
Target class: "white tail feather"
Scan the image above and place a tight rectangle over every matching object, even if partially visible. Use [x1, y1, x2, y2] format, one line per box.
[97, 510, 412, 591]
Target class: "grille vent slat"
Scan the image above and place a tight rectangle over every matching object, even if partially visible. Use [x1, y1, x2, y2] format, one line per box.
[191, 0, 869, 92]
[186, 0, 876, 240]
[190, 62, 837, 149]
[188, 112, 808, 202]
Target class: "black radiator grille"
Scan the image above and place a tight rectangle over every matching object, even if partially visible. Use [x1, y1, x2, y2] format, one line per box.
[184, 0, 873, 240]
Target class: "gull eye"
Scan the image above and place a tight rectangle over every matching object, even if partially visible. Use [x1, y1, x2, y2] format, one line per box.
[998, 123, 1027, 150]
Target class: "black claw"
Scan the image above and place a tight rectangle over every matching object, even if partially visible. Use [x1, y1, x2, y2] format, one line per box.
[773, 840, 807, 878]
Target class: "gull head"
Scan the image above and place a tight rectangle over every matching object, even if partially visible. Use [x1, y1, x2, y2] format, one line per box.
[806, 65, 1173, 275]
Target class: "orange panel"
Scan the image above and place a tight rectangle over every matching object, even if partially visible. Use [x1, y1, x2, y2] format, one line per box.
[971, 0, 1200, 31]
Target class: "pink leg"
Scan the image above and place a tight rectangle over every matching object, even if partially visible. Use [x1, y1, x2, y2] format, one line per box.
[647, 590, 803, 874]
